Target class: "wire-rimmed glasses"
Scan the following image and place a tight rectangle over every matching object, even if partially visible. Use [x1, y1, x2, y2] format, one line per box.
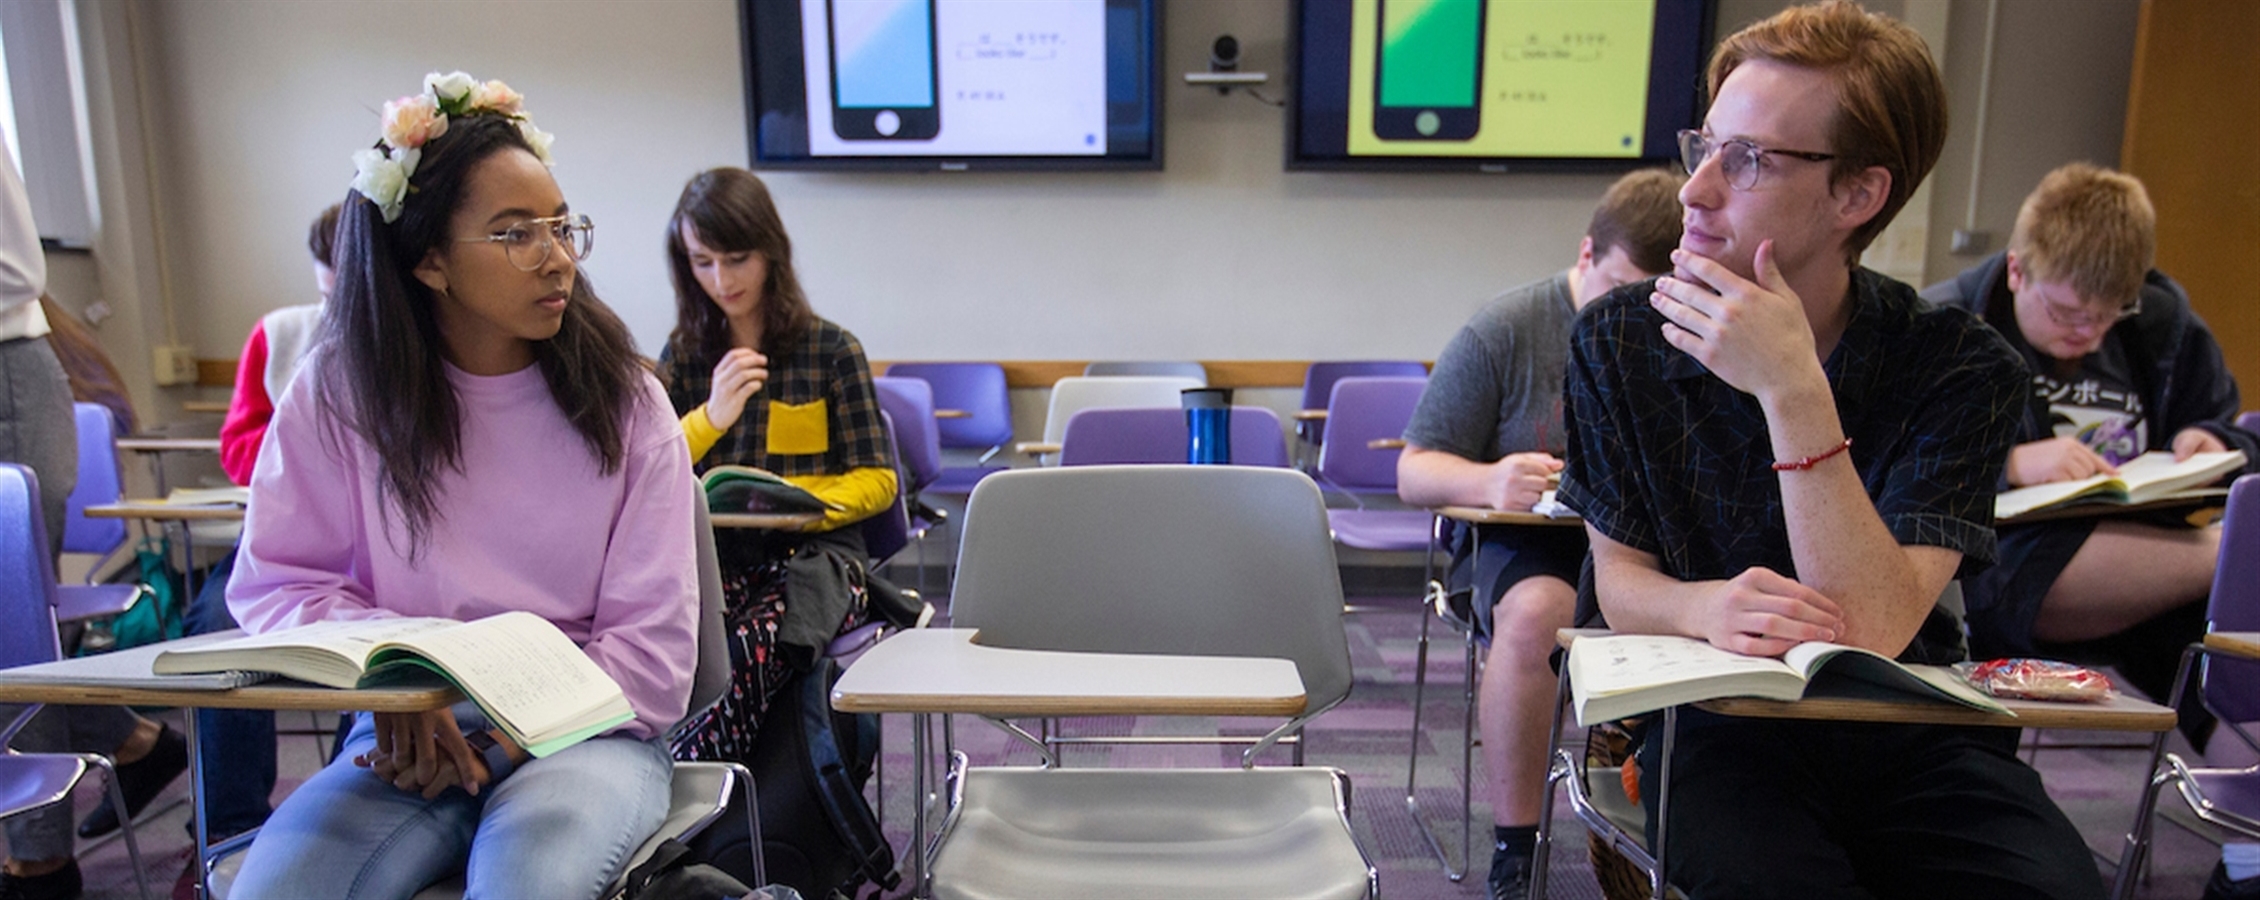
[1677, 129, 1837, 191]
[459, 213, 594, 271]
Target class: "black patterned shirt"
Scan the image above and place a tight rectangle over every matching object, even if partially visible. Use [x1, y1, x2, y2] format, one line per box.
[659, 317, 890, 479]
[1557, 269, 2028, 662]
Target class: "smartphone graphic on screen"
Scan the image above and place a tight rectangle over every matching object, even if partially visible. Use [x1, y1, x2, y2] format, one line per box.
[828, 0, 941, 141]
[1373, 0, 1485, 140]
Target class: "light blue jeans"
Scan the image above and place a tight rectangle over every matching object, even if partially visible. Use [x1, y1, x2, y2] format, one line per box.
[229, 707, 672, 900]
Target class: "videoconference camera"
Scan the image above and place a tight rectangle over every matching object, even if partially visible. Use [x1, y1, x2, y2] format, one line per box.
[1210, 35, 1240, 72]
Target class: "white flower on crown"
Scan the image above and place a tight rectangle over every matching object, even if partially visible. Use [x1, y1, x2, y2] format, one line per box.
[351, 146, 420, 224]
[424, 71, 478, 107]
[516, 119, 555, 165]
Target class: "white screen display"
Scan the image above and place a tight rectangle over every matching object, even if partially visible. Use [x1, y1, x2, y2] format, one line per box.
[803, 0, 1108, 156]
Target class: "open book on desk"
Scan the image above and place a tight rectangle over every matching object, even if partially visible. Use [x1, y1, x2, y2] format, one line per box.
[1995, 450, 2245, 520]
[153, 611, 631, 756]
[1567, 633, 2008, 727]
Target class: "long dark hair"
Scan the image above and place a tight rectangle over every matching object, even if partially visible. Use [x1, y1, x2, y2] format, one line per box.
[317, 114, 645, 553]
[663, 168, 814, 370]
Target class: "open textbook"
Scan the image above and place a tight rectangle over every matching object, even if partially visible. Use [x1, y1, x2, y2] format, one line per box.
[152, 611, 631, 757]
[1566, 633, 2009, 727]
[1995, 450, 2245, 520]
[701, 465, 839, 515]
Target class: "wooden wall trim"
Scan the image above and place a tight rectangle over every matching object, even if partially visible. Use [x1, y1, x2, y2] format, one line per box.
[201, 358, 1436, 391]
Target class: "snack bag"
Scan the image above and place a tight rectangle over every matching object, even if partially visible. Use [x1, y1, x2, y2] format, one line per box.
[1956, 658, 2117, 702]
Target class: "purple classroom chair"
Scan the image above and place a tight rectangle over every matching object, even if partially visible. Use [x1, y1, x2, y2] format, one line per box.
[2238, 411, 2260, 436]
[872, 377, 944, 495]
[884, 363, 1013, 495]
[1298, 360, 1428, 450]
[0, 463, 156, 900]
[2114, 474, 2260, 899]
[1315, 376, 1432, 552]
[1055, 406, 1289, 468]
[57, 404, 141, 623]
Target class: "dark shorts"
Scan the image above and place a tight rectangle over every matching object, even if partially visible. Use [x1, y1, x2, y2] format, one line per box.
[1963, 519, 2097, 659]
[1444, 521, 1588, 641]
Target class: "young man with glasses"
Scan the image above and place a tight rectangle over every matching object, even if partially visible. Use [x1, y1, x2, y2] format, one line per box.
[1922, 164, 2258, 810]
[1558, 2, 2103, 895]
[1395, 168, 1683, 900]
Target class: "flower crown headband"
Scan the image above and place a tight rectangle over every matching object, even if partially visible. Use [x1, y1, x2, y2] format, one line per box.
[350, 71, 555, 224]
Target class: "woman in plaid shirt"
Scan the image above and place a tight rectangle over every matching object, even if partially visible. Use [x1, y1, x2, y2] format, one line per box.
[658, 167, 898, 761]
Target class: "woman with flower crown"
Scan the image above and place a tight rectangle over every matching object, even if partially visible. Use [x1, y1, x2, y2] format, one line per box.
[656, 168, 909, 767]
[222, 72, 697, 898]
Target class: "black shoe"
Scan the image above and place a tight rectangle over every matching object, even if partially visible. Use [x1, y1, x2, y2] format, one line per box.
[1488, 843, 1532, 900]
[2207, 861, 2260, 900]
[76, 724, 187, 839]
[0, 861, 82, 900]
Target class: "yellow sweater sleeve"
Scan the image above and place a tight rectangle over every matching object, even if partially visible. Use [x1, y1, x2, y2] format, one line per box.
[784, 466, 899, 532]
[681, 405, 725, 463]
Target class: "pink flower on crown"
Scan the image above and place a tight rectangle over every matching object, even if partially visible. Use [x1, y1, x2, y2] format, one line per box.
[468, 80, 524, 117]
[380, 93, 448, 151]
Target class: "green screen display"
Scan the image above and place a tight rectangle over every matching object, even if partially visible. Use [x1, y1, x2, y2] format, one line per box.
[1379, 0, 1481, 107]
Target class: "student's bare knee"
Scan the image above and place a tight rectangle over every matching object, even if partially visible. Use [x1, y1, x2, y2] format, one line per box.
[1493, 577, 1575, 664]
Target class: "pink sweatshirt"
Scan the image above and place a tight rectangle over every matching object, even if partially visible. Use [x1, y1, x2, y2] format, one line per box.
[228, 359, 699, 739]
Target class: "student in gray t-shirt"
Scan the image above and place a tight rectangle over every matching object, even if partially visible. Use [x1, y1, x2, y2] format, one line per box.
[1397, 168, 1683, 900]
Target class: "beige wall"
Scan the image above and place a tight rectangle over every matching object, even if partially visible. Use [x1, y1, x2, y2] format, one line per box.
[52, 0, 2144, 427]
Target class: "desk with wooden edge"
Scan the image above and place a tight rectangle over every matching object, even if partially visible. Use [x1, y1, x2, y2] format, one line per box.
[1433, 504, 1582, 528]
[933, 409, 970, 420]
[84, 501, 247, 601]
[708, 511, 825, 531]
[181, 401, 231, 415]
[1534, 628, 2178, 900]
[0, 636, 462, 899]
[113, 437, 222, 498]
[1997, 490, 2228, 527]
[830, 627, 1307, 897]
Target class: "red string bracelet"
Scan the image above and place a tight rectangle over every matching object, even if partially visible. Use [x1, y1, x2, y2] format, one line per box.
[1771, 437, 1853, 472]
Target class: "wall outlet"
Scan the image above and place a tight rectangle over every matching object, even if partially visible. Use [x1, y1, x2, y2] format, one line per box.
[1950, 229, 1990, 255]
[152, 344, 199, 386]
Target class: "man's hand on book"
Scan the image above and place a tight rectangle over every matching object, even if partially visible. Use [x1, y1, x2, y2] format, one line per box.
[2173, 427, 2229, 462]
[1694, 567, 1844, 658]
[359, 709, 490, 799]
[2007, 437, 2118, 487]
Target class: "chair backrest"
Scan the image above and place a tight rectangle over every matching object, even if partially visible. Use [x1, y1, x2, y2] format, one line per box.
[1040, 376, 1206, 448]
[884, 362, 1013, 450]
[1299, 361, 1428, 444]
[0, 464, 64, 671]
[2239, 411, 2260, 436]
[63, 402, 127, 556]
[1316, 376, 1429, 493]
[687, 495, 730, 720]
[871, 377, 943, 494]
[949, 465, 1352, 716]
[860, 410, 913, 565]
[1057, 406, 1288, 468]
[2204, 474, 2260, 723]
[1083, 361, 1207, 384]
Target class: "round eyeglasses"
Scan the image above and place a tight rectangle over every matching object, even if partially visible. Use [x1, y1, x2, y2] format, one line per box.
[2040, 293, 2141, 330]
[458, 213, 594, 271]
[1677, 129, 1837, 191]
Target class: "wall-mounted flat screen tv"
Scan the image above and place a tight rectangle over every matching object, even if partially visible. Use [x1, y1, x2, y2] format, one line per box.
[1289, 0, 1713, 172]
[742, 0, 1161, 171]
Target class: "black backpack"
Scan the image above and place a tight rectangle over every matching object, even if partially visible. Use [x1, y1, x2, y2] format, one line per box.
[689, 659, 898, 899]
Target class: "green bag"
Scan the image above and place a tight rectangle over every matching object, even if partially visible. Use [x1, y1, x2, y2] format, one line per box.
[100, 536, 185, 651]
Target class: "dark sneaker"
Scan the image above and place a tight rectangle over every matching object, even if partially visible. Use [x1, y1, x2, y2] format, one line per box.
[1488, 843, 1532, 900]
[0, 861, 82, 900]
[76, 724, 188, 838]
[2207, 861, 2260, 900]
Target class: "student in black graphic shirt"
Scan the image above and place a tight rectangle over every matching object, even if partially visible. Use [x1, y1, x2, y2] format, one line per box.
[1924, 165, 2258, 722]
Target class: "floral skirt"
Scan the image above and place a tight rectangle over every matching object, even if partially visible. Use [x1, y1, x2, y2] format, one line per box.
[670, 533, 871, 764]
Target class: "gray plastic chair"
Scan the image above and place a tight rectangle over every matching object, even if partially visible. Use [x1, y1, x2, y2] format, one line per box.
[208, 495, 758, 899]
[929, 465, 1374, 899]
[1025, 376, 1205, 466]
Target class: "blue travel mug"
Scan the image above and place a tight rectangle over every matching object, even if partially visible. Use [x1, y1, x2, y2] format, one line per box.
[1182, 388, 1233, 465]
